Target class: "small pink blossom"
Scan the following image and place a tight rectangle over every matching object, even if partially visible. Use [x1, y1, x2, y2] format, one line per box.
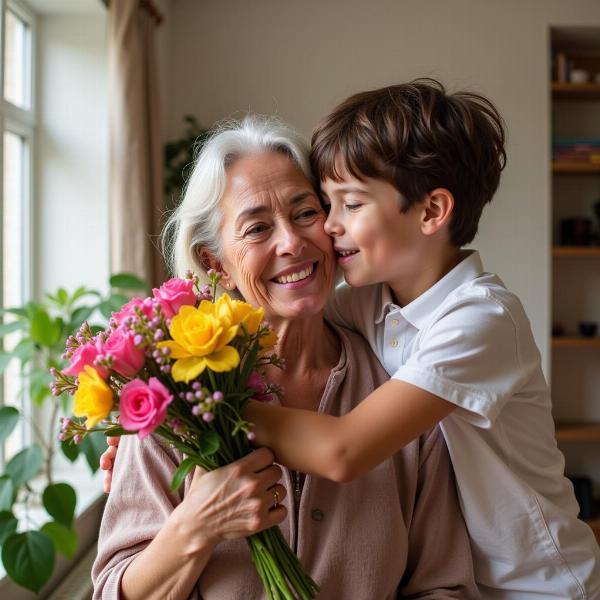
[246, 371, 272, 402]
[119, 378, 173, 439]
[111, 297, 155, 327]
[103, 328, 146, 378]
[152, 277, 197, 319]
[63, 338, 108, 379]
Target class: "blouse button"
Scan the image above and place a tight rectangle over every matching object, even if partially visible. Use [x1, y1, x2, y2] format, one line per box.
[391, 318, 399, 326]
[311, 508, 324, 522]
[389, 339, 399, 348]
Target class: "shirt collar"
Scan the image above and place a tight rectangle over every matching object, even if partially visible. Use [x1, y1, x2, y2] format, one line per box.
[375, 250, 484, 329]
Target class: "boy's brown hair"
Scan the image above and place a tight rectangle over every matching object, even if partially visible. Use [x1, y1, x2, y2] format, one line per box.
[310, 79, 506, 247]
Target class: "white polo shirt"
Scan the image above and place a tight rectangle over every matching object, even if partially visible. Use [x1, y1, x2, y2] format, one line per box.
[327, 250, 600, 599]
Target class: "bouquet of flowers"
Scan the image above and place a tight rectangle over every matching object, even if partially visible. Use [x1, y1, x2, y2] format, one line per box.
[51, 271, 319, 600]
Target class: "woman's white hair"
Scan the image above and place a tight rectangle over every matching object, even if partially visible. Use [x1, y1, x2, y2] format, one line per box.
[161, 115, 313, 282]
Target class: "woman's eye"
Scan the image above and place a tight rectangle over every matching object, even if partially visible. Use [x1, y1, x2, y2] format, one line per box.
[245, 223, 269, 236]
[297, 208, 319, 220]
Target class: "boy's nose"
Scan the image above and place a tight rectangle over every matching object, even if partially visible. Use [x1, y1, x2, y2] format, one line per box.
[324, 211, 343, 236]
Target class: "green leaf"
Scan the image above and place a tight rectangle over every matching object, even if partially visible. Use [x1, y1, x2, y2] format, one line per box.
[2, 530, 55, 593]
[42, 483, 76, 528]
[30, 370, 54, 407]
[0, 476, 14, 511]
[40, 521, 77, 560]
[0, 321, 26, 338]
[0, 307, 28, 318]
[11, 339, 36, 361]
[60, 440, 79, 463]
[30, 308, 61, 347]
[199, 430, 220, 456]
[110, 273, 148, 291]
[170, 457, 196, 491]
[79, 432, 106, 474]
[0, 406, 20, 443]
[69, 305, 95, 329]
[0, 511, 18, 546]
[5, 445, 43, 487]
[0, 353, 14, 375]
[57, 288, 69, 305]
[71, 286, 101, 304]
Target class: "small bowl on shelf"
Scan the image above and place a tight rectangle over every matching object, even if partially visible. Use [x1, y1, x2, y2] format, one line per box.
[578, 321, 598, 338]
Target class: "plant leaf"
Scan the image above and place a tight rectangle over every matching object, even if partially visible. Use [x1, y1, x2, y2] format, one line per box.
[0, 307, 28, 318]
[0, 511, 18, 546]
[0, 406, 20, 443]
[0, 352, 14, 375]
[69, 305, 95, 329]
[2, 530, 55, 593]
[199, 430, 220, 456]
[170, 457, 196, 492]
[0, 476, 14, 511]
[60, 439, 79, 463]
[0, 321, 26, 338]
[30, 308, 62, 347]
[5, 445, 43, 487]
[79, 432, 106, 473]
[43, 483, 76, 528]
[40, 521, 78, 560]
[110, 273, 148, 291]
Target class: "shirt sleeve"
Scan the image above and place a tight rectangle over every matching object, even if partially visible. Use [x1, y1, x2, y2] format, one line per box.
[91, 435, 198, 600]
[398, 427, 480, 599]
[393, 294, 524, 428]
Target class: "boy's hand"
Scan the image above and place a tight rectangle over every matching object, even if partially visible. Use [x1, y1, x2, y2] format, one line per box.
[99, 436, 120, 493]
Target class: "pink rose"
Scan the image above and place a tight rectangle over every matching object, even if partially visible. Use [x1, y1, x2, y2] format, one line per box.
[103, 328, 146, 378]
[112, 297, 155, 328]
[119, 377, 173, 439]
[64, 338, 108, 379]
[152, 277, 197, 319]
[246, 370, 272, 402]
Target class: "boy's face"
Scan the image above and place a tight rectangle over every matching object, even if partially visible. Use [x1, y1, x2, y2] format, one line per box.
[320, 164, 425, 289]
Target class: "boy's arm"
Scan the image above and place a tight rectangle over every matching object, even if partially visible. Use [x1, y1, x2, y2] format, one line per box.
[245, 380, 455, 482]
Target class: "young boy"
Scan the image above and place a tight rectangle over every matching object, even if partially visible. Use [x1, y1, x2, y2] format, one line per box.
[246, 80, 600, 598]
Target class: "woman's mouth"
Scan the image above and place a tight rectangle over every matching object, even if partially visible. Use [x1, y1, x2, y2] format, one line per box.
[271, 262, 318, 288]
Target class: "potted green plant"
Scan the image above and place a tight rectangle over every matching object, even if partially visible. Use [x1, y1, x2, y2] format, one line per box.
[0, 273, 147, 592]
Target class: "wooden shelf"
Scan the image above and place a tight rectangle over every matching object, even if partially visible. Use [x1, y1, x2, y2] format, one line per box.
[551, 82, 600, 100]
[552, 161, 600, 174]
[553, 246, 600, 257]
[552, 337, 600, 348]
[556, 423, 600, 442]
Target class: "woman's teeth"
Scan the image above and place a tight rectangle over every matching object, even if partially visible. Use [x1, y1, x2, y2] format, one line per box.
[338, 249, 358, 256]
[275, 264, 314, 284]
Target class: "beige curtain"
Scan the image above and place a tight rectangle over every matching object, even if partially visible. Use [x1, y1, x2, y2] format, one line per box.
[107, 0, 166, 288]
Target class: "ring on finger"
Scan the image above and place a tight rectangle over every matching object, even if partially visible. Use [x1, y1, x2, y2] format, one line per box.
[272, 488, 280, 509]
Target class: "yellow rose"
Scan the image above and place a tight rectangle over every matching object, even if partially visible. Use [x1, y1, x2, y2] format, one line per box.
[158, 299, 240, 383]
[259, 328, 278, 351]
[73, 365, 114, 428]
[215, 294, 265, 335]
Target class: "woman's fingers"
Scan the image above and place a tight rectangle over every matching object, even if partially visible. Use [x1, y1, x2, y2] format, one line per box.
[265, 483, 287, 510]
[99, 445, 117, 470]
[237, 447, 275, 473]
[103, 469, 113, 494]
[107, 436, 120, 447]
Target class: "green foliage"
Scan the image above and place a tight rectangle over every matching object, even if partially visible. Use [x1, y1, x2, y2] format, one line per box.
[0, 272, 148, 591]
[164, 115, 209, 210]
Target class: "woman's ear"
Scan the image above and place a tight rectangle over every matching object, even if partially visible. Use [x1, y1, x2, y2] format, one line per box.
[420, 188, 454, 236]
[197, 247, 236, 291]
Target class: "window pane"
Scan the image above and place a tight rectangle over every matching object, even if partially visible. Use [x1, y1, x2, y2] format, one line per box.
[2, 130, 27, 462]
[4, 9, 30, 109]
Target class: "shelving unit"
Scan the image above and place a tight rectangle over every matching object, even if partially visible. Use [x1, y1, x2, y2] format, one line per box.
[550, 28, 600, 544]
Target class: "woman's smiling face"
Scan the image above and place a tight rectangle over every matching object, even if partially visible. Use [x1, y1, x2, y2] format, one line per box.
[217, 151, 336, 322]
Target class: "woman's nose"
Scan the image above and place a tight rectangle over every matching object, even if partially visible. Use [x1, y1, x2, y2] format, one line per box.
[275, 224, 306, 256]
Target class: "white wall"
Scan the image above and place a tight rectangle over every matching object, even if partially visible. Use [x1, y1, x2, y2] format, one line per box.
[36, 12, 109, 298]
[162, 0, 600, 375]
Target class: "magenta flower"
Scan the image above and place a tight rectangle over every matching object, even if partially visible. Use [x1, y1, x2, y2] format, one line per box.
[63, 338, 108, 379]
[103, 328, 145, 378]
[152, 277, 197, 319]
[246, 370, 272, 402]
[119, 378, 173, 439]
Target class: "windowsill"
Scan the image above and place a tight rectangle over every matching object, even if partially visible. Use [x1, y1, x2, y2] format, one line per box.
[0, 454, 105, 597]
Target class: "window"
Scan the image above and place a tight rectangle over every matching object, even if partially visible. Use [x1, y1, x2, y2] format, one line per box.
[1, 0, 35, 467]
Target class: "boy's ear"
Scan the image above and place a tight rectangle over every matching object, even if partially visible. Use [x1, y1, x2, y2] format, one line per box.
[197, 247, 236, 291]
[420, 188, 454, 236]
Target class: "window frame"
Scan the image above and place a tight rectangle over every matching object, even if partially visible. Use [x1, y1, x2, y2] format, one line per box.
[0, 0, 36, 466]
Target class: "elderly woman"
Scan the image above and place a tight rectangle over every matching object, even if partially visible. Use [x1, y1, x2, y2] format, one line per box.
[92, 116, 478, 599]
